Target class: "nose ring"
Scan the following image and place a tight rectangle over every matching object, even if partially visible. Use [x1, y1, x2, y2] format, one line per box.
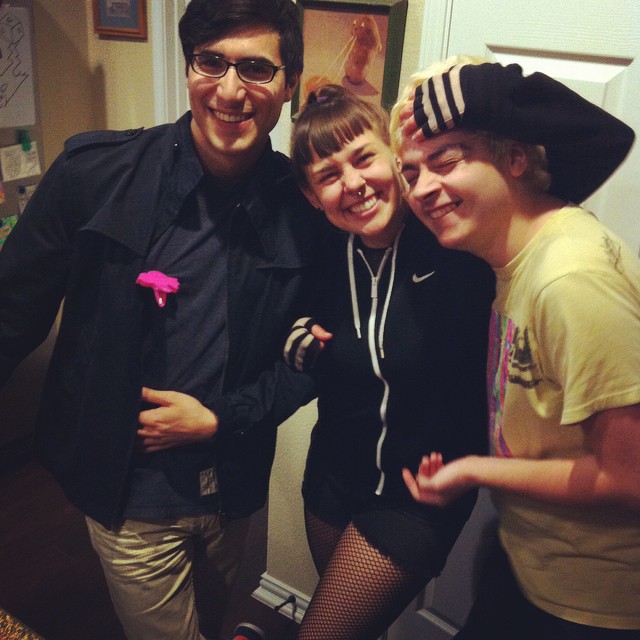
[356, 187, 365, 197]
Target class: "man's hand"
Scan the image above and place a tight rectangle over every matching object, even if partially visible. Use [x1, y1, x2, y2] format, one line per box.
[137, 387, 218, 453]
[404, 405, 640, 510]
[403, 453, 476, 507]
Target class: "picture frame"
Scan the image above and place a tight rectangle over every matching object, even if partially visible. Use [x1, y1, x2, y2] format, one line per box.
[93, 0, 148, 40]
[293, 0, 408, 117]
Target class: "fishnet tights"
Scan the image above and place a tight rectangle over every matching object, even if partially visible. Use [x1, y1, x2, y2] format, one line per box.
[298, 509, 428, 640]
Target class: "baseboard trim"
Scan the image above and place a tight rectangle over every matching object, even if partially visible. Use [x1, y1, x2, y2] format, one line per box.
[252, 573, 311, 624]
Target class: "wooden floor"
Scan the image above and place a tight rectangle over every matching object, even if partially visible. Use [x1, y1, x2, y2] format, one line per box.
[0, 457, 298, 640]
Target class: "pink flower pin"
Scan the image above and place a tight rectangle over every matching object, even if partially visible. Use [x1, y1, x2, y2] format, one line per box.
[136, 270, 180, 308]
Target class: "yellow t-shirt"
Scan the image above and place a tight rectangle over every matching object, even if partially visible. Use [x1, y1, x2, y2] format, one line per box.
[488, 205, 640, 629]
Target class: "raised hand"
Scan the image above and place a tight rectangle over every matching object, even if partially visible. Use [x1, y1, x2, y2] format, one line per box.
[403, 453, 475, 507]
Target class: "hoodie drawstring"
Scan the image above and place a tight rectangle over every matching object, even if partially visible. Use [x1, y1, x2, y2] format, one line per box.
[346, 225, 405, 494]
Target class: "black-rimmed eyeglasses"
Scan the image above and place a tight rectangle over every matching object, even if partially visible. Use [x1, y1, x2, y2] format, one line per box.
[189, 53, 286, 85]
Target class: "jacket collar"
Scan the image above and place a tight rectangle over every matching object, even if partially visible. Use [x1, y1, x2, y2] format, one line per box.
[81, 112, 293, 262]
[80, 113, 202, 257]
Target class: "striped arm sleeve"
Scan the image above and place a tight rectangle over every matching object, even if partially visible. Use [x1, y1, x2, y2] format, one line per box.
[283, 317, 324, 373]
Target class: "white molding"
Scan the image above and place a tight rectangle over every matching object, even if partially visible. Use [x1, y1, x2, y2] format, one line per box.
[252, 573, 311, 624]
[418, 0, 455, 68]
[151, 0, 168, 125]
[151, 0, 189, 125]
[253, 573, 386, 640]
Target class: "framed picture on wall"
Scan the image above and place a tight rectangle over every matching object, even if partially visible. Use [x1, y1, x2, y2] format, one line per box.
[293, 0, 408, 116]
[93, 0, 148, 40]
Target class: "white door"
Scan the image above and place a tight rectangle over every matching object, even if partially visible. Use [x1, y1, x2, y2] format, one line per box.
[387, 1, 640, 637]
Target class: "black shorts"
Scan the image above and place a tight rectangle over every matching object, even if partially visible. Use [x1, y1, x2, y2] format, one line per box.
[303, 475, 476, 575]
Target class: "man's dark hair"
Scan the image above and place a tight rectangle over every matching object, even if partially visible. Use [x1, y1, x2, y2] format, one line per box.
[179, 0, 303, 88]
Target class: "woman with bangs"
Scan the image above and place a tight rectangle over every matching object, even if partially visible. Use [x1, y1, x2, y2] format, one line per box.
[283, 84, 495, 640]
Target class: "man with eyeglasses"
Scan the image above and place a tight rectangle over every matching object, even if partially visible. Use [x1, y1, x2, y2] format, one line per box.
[0, 1, 327, 639]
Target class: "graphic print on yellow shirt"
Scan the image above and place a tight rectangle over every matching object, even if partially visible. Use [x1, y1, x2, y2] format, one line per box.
[488, 310, 542, 458]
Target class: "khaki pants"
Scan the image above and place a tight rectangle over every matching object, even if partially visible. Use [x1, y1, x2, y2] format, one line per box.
[86, 514, 250, 640]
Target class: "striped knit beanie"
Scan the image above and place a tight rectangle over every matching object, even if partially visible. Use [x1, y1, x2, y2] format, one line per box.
[411, 62, 634, 202]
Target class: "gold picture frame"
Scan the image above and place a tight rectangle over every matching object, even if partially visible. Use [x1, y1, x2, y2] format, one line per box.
[93, 0, 147, 40]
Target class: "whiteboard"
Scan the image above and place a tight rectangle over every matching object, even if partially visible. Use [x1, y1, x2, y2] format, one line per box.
[0, 6, 36, 127]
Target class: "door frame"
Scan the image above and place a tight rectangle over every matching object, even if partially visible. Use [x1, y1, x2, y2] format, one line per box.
[151, 0, 190, 125]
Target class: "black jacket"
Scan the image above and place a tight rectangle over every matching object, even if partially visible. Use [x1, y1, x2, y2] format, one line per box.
[0, 113, 325, 526]
[304, 215, 495, 503]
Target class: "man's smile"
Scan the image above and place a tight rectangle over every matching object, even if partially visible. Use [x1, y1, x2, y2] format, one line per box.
[426, 200, 461, 220]
[212, 109, 252, 124]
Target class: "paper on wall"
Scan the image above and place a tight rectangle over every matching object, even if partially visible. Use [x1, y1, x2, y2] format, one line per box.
[0, 142, 40, 182]
[0, 7, 36, 127]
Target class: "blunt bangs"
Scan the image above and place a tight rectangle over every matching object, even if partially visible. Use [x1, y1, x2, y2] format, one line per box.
[292, 87, 390, 188]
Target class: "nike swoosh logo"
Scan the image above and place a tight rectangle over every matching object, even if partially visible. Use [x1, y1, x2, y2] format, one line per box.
[412, 271, 436, 283]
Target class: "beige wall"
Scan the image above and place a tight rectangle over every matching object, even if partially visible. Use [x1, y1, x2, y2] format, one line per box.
[33, 0, 155, 170]
[85, 0, 156, 132]
[267, 402, 318, 599]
